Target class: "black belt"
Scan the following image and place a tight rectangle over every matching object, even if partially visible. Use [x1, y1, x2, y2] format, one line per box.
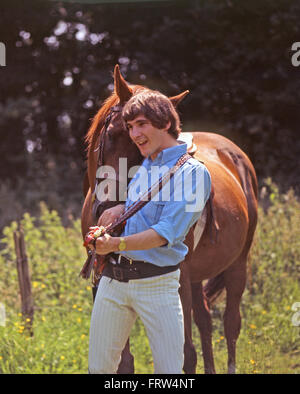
[102, 255, 180, 283]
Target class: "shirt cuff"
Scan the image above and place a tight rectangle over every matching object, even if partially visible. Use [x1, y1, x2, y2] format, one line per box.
[150, 222, 175, 249]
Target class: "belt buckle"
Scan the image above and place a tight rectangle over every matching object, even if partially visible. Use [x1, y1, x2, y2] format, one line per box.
[118, 255, 133, 265]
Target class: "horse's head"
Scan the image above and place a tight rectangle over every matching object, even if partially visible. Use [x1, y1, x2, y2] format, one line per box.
[85, 65, 189, 220]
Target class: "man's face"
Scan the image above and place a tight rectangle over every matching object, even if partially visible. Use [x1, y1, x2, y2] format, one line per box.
[126, 115, 170, 160]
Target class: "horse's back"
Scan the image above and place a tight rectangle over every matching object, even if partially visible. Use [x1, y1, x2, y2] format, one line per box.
[191, 131, 258, 221]
[187, 132, 257, 281]
[191, 132, 257, 192]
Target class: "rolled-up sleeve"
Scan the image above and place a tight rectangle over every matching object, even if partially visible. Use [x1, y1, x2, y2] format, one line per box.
[150, 164, 211, 247]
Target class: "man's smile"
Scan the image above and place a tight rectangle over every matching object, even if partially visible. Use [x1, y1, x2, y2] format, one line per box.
[136, 139, 148, 146]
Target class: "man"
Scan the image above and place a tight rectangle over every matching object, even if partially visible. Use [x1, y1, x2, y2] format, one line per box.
[88, 90, 211, 374]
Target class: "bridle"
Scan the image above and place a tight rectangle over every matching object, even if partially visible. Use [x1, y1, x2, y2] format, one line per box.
[91, 104, 125, 222]
[95, 104, 123, 167]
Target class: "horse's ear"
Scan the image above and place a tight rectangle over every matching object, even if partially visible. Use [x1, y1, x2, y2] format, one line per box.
[169, 90, 190, 107]
[114, 64, 133, 103]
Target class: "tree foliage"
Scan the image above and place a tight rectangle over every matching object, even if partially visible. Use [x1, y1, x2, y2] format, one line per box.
[0, 0, 299, 227]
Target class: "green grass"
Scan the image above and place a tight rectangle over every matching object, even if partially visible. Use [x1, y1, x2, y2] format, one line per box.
[0, 180, 299, 374]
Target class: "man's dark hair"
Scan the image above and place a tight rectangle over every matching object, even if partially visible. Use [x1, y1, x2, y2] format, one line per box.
[122, 90, 181, 139]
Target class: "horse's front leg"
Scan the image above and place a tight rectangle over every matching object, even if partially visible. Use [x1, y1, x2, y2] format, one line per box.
[117, 338, 134, 374]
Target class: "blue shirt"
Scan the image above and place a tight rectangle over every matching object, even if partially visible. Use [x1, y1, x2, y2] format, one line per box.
[118, 143, 211, 267]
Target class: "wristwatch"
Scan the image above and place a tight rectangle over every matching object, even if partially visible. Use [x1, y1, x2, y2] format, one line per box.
[118, 237, 126, 251]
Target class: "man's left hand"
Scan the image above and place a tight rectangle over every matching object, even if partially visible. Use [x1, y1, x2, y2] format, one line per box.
[94, 233, 116, 255]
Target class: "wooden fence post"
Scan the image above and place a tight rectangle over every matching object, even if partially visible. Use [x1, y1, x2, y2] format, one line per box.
[13, 222, 34, 335]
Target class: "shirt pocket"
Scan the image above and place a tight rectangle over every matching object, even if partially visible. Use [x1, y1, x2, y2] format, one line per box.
[143, 201, 165, 225]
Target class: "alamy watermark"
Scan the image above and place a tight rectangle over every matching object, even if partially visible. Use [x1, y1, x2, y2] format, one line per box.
[291, 302, 300, 327]
[291, 42, 300, 67]
[0, 42, 6, 66]
[0, 303, 6, 327]
[95, 159, 208, 213]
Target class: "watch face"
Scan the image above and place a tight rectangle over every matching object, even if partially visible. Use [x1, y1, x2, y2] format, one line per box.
[119, 238, 126, 251]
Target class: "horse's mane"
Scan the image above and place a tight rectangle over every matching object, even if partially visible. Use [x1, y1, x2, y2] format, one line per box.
[85, 85, 146, 156]
[85, 92, 119, 153]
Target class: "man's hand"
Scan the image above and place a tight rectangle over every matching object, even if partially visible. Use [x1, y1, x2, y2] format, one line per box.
[87, 229, 167, 255]
[94, 233, 118, 255]
[97, 204, 125, 227]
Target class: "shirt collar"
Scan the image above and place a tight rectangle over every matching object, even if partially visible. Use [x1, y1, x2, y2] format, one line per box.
[144, 143, 188, 166]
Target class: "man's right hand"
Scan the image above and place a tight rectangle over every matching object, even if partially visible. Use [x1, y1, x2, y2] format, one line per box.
[97, 204, 125, 227]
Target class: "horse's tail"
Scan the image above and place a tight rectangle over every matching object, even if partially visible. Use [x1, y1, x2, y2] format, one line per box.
[203, 272, 225, 304]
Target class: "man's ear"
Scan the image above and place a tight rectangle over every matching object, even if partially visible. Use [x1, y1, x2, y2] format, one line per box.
[164, 120, 171, 132]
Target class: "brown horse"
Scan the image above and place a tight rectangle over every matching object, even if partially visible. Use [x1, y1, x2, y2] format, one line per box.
[81, 65, 258, 374]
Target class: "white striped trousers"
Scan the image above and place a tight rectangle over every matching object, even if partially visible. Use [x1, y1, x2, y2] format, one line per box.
[88, 269, 184, 374]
